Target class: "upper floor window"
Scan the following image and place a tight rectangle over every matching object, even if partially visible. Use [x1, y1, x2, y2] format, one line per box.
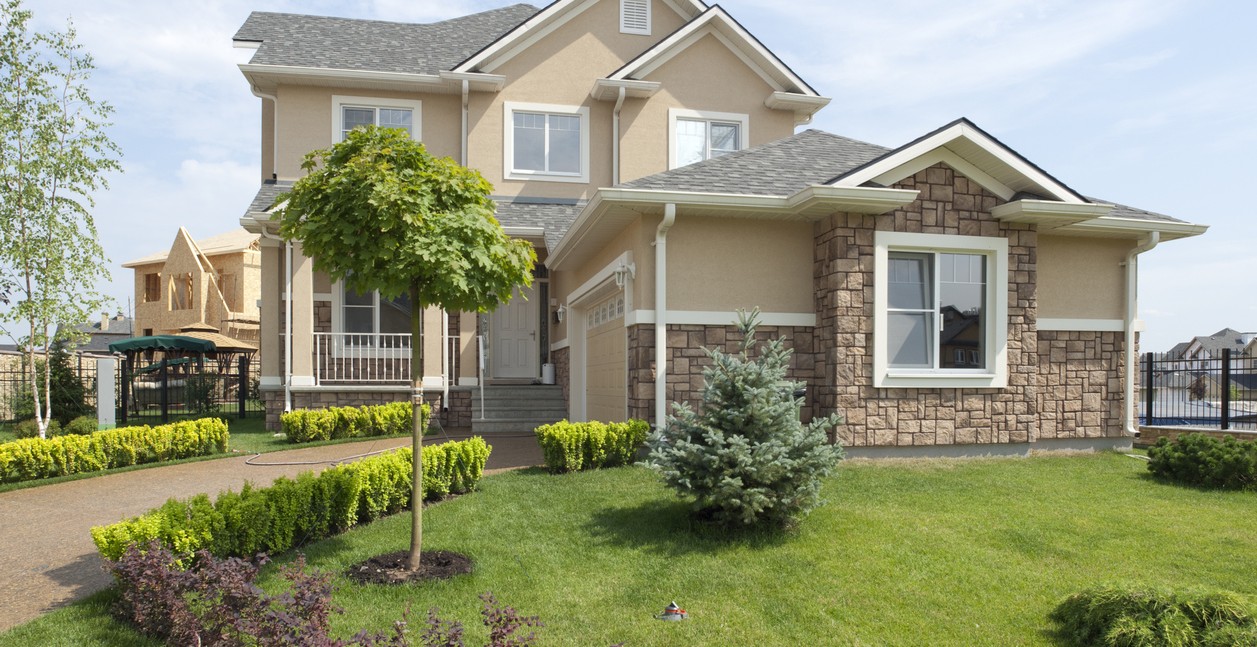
[668, 109, 748, 169]
[620, 0, 650, 35]
[143, 273, 160, 303]
[873, 231, 1009, 388]
[332, 96, 422, 143]
[504, 102, 590, 184]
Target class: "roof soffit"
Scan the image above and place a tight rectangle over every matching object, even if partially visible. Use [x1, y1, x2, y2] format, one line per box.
[454, 0, 707, 74]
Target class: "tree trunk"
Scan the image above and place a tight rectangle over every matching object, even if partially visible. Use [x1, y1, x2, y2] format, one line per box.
[407, 281, 425, 571]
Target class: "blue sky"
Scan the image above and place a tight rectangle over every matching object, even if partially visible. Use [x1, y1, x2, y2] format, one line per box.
[26, 0, 1256, 351]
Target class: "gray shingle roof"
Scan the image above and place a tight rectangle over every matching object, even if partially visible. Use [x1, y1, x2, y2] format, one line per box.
[622, 129, 889, 196]
[493, 199, 585, 253]
[243, 181, 293, 217]
[234, 5, 538, 75]
[622, 129, 1187, 224]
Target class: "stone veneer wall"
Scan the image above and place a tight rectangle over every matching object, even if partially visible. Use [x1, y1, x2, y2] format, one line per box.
[626, 323, 817, 426]
[812, 163, 1039, 447]
[553, 347, 570, 411]
[1036, 330, 1126, 438]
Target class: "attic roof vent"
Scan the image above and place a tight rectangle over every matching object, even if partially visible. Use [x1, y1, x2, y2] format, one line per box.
[620, 0, 650, 35]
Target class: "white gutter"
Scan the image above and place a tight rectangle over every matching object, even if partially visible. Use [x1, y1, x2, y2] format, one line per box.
[1124, 232, 1159, 436]
[612, 86, 625, 186]
[460, 79, 469, 166]
[653, 204, 677, 428]
[248, 86, 278, 178]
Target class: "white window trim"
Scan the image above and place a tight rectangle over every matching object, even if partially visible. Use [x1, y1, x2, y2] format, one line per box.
[331, 95, 423, 143]
[873, 231, 1009, 389]
[503, 101, 590, 184]
[620, 0, 651, 35]
[330, 280, 413, 359]
[667, 108, 749, 169]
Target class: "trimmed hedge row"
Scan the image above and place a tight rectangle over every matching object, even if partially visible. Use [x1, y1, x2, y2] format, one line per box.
[0, 418, 229, 484]
[1147, 432, 1257, 490]
[1050, 584, 1257, 646]
[534, 419, 649, 473]
[281, 401, 419, 443]
[91, 436, 491, 561]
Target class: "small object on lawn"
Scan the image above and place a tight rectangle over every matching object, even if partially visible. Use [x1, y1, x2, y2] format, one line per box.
[657, 601, 687, 621]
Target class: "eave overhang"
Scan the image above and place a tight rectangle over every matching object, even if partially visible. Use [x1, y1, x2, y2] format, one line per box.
[1052, 216, 1209, 241]
[548, 185, 918, 271]
[764, 91, 831, 123]
[590, 78, 662, 101]
[990, 200, 1114, 230]
[239, 63, 505, 94]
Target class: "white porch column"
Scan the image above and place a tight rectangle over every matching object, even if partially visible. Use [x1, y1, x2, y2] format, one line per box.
[289, 242, 315, 387]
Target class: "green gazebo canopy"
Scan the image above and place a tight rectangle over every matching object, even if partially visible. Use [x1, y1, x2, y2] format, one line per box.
[108, 335, 216, 354]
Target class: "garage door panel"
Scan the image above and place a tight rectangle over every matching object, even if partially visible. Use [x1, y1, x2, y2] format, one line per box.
[585, 295, 626, 422]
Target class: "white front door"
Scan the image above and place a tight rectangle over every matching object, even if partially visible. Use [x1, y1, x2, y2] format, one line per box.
[491, 285, 538, 379]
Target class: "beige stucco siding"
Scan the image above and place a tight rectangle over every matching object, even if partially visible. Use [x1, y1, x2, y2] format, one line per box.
[273, 85, 462, 181]
[261, 98, 275, 180]
[666, 216, 813, 313]
[619, 33, 797, 182]
[550, 215, 652, 345]
[1037, 235, 1132, 320]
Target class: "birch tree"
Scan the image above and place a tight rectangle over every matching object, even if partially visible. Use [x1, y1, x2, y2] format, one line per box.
[277, 125, 535, 571]
[0, 0, 120, 438]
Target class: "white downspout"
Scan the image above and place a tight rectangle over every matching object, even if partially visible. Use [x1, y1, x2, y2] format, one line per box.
[654, 204, 677, 428]
[1124, 232, 1159, 436]
[612, 86, 625, 186]
[283, 241, 293, 412]
[460, 80, 469, 166]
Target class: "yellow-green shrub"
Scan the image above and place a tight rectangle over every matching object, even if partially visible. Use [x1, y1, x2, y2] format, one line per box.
[0, 418, 229, 484]
[280, 401, 419, 443]
[91, 436, 492, 562]
[534, 419, 649, 473]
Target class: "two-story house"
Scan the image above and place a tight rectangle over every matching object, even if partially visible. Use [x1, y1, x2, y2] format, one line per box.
[123, 227, 261, 346]
[237, 0, 1206, 453]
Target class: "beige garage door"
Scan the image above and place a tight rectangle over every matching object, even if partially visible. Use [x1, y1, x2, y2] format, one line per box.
[585, 293, 626, 422]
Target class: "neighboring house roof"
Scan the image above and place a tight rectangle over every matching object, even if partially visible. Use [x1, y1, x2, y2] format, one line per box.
[622, 129, 889, 196]
[58, 314, 135, 354]
[233, 5, 539, 75]
[123, 228, 260, 268]
[1165, 341, 1192, 359]
[1186, 328, 1255, 358]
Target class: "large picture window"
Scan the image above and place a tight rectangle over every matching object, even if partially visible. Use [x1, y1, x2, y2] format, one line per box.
[504, 102, 590, 183]
[339, 285, 412, 347]
[874, 232, 1008, 388]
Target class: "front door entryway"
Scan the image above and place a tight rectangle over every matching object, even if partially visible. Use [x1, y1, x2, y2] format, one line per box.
[490, 284, 538, 379]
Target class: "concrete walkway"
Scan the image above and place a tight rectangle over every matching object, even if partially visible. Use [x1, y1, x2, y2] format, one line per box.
[0, 432, 542, 632]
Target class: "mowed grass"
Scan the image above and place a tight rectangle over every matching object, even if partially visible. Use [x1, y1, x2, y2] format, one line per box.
[3, 451, 1255, 646]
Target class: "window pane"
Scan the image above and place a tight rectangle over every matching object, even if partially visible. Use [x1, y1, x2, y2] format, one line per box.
[888, 253, 931, 309]
[513, 112, 546, 171]
[342, 107, 374, 139]
[940, 253, 986, 369]
[378, 108, 412, 136]
[379, 294, 412, 335]
[344, 287, 373, 306]
[675, 118, 706, 166]
[548, 114, 581, 173]
[344, 306, 373, 334]
[710, 122, 739, 156]
[888, 312, 933, 368]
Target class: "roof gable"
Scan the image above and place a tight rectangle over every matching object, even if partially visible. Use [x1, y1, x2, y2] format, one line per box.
[608, 5, 820, 96]
[830, 118, 1086, 204]
[123, 228, 258, 268]
[454, 0, 707, 74]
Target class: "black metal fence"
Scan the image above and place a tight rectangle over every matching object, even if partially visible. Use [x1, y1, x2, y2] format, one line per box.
[1139, 349, 1257, 430]
[0, 351, 263, 428]
[119, 356, 262, 425]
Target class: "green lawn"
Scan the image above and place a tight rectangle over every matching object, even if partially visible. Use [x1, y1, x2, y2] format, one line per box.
[2, 452, 1254, 646]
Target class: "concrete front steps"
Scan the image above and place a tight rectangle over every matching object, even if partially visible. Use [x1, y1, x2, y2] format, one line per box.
[470, 384, 568, 434]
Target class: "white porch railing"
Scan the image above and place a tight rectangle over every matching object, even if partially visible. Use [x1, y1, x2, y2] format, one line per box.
[313, 333, 412, 384]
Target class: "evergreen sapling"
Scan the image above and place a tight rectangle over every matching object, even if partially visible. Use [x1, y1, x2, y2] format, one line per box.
[647, 309, 843, 527]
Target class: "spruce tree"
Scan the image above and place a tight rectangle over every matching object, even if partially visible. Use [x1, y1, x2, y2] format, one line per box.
[647, 310, 844, 528]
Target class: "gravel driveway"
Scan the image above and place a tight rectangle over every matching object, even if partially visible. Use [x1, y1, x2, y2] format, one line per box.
[0, 431, 541, 632]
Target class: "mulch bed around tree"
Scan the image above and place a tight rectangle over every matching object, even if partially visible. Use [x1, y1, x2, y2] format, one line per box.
[345, 550, 473, 585]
